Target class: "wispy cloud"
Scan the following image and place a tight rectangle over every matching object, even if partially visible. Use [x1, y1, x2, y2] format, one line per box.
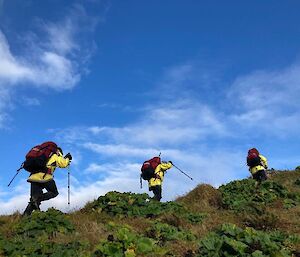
[228, 64, 300, 136]
[0, 3, 103, 127]
[21, 97, 40, 106]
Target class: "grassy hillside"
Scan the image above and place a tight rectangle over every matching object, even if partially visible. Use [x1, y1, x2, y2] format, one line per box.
[0, 169, 300, 256]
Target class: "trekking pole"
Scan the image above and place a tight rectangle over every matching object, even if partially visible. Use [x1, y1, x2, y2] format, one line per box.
[172, 163, 193, 181]
[67, 167, 70, 206]
[8, 164, 24, 187]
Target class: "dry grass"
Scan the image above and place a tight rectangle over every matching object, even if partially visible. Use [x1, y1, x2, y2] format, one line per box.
[176, 184, 223, 212]
[0, 212, 21, 238]
[68, 209, 113, 248]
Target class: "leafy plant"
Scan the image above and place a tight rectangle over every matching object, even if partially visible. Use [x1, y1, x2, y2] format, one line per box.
[0, 238, 88, 257]
[145, 222, 196, 244]
[14, 208, 74, 238]
[219, 179, 293, 211]
[294, 178, 300, 186]
[93, 225, 167, 257]
[90, 191, 205, 223]
[0, 208, 87, 256]
[197, 223, 300, 257]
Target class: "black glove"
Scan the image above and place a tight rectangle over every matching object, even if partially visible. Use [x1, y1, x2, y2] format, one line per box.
[169, 161, 173, 165]
[65, 153, 72, 160]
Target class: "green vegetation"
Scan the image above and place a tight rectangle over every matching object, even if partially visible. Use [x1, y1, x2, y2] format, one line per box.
[198, 223, 300, 257]
[15, 208, 74, 237]
[146, 221, 196, 243]
[0, 208, 88, 256]
[220, 180, 287, 210]
[93, 224, 167, 257]
[89, 191, 205, 223]
[0, 170, 299, 256]
[219, 179, 300, 212]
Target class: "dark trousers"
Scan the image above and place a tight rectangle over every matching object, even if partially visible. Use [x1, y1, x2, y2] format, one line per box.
[23, 180, 59, 215]
[149, 185, 162, 201]
[252, 170, 267, 183]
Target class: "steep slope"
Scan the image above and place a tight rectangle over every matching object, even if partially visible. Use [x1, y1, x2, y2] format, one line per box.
[0, 169, 299, 256]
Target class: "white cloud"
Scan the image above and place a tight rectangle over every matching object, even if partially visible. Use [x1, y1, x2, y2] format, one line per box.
[45, 20, 78, 55]
[83, 143, 160, 157]
[79, 102, 228, 147]
[228, 64, 300, 135]
[0, 31, 33, 83]
[0, 3, 101, 127]
[22, 96, 40, 106]
[0, 25, 80, 89]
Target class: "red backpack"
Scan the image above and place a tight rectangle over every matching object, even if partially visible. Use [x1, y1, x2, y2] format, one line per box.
[141, 157, 161, 181]
[23, 141, 58, 173]
[247, 148, 261, 168]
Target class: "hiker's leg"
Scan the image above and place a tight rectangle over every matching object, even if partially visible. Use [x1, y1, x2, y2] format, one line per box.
[39, 180, 59, 202]
[252, 172, 259, 182]
[256, 170, 267, 183]
[23, 202, 35, 216]
[23, 183, 43, 216]
[152, 186, 162, 201]
[261, 170, 268, 181]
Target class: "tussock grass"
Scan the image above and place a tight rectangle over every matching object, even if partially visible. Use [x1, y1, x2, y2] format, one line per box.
[176, 184, 223, 212]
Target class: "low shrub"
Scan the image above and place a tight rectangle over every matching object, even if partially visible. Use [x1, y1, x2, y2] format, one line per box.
[219, 180, 291, 211]
[145, 222, 196, 244]
[243, 211, 280, 231]
[93, 225, 167, 257]
[197, 223, 300, 257]
[90, 191, 205, 223]
[0, 239, 88, 257]
[14, 208, 74, 238]
[294, 178, 300, 186]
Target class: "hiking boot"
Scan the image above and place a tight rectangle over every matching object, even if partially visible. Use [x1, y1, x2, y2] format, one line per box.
[30, 197, 40, 211]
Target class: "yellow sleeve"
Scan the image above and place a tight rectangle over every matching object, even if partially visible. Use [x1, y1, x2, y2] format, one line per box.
[155, 162, 172, 173]
[47, 154, 70, 169]
[259, 155, 268, 169]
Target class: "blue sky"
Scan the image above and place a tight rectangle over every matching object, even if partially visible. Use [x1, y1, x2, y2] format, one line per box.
[1, 0, 300, 214]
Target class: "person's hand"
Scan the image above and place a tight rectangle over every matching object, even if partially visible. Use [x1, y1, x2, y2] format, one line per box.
[65, 153, 72, 160]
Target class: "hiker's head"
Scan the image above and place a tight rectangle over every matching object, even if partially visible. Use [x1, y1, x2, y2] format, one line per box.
[56, 147, 63, 156]
[248, 148, 259, 155]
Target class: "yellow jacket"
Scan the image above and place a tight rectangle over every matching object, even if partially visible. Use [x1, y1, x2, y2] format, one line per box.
[149, 162, 173, 187]
[27, 152, 70, 183]
[249, 154, 268, 175]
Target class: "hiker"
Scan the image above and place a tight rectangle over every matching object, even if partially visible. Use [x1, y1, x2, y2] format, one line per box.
[23, 142, 72, 216]
[247, 148, 268, 183]
[148, 161, 173, 201]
